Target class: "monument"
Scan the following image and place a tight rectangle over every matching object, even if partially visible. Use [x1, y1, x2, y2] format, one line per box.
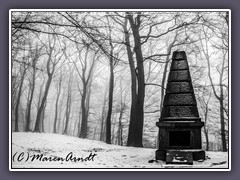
[156, 51, 205, 165]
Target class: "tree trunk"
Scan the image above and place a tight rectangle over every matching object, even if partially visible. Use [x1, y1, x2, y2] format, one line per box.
[33, 75, 53, 132]
[105, 59, 114, 144]
[79, 85, 88, 138]
[100, 118, 105, 141]
[57, 97, 64, 133]
[207, 58, 227, 152]
[127, 13, 145, 147]
[100, 116, 106, 141]
[203, 28, 228, 152]
[118, 107, 124, 146]
[204, 127, 209, 151]
[25, 58, 36, 132]
[41, 101, 47, 132]
[105, 17, 115, 144]
[219, 52, 227, 151]
[203, 106, 209, 151]
[53, 76, 62, 133]
[33, 41, 56, 133]
[122, 16, 138, 147]
[74, 44, 96, 139]
[63, 78, 72, 135]
[100, 89, 108, 141]
[14, 66, 27, 132]
[220, 96, 227, 151]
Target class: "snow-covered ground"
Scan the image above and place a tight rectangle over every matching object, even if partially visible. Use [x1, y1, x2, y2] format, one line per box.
[11, 132, 229, 170]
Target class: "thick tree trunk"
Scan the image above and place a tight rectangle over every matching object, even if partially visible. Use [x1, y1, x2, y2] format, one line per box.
[78, 79, 92, 139]
[105, 16, 115, 144]
[79, 85, 88, 138]
[79, 78, 92, 139]
[220, 96, 227, 151]
[106, 60, 114, 144]
[127, 14, 145, 147]
[123, 16, 138, 147]
[33, 76, 52, 132]
[134, 54, 145, 148]
[219, 54, 227, 151]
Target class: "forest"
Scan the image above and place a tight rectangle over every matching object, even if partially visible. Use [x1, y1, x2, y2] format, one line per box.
[11, 11, 229, 152]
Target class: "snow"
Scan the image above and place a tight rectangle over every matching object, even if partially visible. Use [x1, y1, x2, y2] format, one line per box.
[11, 132, 229, 170]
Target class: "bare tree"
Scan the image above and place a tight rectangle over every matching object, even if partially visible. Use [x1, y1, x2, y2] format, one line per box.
[25, 44, 42, 132]
[14, 58, 28, 132]
[13, 38, 32, 132]
[53, 70, 63, 133]
[68, 41, 97, 138]
[33, 35, 63, 132]
[99, 87, 108, 141]
[105, 15, 116, 144]
[202, 90, 211, 151]
[63, 71, 73, 135]
[200, 22, 228, 151]
[125, 12, 145, 147]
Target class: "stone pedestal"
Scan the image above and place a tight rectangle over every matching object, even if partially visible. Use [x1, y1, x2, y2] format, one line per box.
[156, 51, 205, 163]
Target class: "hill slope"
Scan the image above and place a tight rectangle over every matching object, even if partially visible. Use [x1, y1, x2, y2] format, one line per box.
[11, 132, 228, 169]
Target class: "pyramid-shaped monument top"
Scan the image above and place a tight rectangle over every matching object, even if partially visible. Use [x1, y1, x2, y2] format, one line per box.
[160, 51, 200, 121]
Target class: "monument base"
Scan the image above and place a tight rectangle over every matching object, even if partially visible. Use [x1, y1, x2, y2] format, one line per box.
[156, 149, 205, 162]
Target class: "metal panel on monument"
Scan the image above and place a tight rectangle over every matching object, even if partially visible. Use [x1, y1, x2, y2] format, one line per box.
[170, 60, 189, 71]
[163, 94, 197, 106]
[161, 106, 199, 118]
[168, 70, 191, 82]
[166, 82, 193, 94]
[156, 51, 205, 163]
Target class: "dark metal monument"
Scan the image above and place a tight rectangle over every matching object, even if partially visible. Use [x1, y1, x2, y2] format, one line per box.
[156, 51, 205, 165]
